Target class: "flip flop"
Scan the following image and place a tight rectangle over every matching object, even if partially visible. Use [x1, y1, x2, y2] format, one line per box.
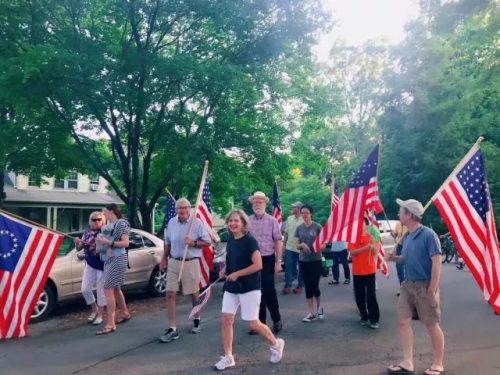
[116, 315, 131, 324]
[387, 364, 415, 374]
[424, 368, 445, 375]
[96, 326, 116, 335]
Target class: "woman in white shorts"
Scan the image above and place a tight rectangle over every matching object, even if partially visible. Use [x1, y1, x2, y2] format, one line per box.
[214, 209, 285, 371]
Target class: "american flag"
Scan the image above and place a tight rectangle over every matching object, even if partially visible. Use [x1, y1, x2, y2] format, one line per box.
[188, 284, 212, 320]
[314, 144, 383, 250]
[365, 210, 389, 277]
[433, 149, 500, 314]
[0, 212, 63, 339]
[195, 178, 215, 288]
[272, 181, 282, 224]
[164, 194, 176, 228]
[313, 174, 341, 252]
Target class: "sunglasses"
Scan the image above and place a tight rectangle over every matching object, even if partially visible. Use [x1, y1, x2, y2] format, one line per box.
[91, 218, 102, 222]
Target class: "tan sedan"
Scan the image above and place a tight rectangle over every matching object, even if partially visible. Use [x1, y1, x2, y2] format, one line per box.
[31, 229, 167, 323]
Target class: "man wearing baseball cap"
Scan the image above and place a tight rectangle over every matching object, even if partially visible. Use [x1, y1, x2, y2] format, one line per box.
[386, 199, 445, 375]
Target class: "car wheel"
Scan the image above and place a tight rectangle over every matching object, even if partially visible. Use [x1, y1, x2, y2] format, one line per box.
[149, 267, 167, 297]
[30, 284, 56, 323]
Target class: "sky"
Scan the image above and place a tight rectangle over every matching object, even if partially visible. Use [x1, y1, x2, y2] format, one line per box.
[314, 0, 420, 61]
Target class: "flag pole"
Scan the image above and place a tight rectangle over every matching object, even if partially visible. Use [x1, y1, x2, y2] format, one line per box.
[165, 188, 176, 201]
[177, 160, 209, 282]
[422, 136, 484, 212]
[0, 208, 78, 241]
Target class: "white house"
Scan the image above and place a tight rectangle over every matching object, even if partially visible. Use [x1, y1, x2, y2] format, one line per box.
[3, 171, 122, 233]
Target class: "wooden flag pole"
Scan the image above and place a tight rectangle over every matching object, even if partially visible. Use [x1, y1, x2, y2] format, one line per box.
[165, 188, 176, 202]
[422, 136, 484, 213]
[177, 160, 209, 282]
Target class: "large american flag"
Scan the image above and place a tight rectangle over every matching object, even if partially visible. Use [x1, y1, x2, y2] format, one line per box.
[315, 144, 383, 250]
[272, 181, 282, 224]
[313, 174, 341, 252]
[195, 178, 215, 288]
[0, 212, 63, 339]
[433, 149, 500, 314]
[365, 210, 389, 277]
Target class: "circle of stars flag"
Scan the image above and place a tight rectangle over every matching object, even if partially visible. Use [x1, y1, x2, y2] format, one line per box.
[0, 211, 64, 339]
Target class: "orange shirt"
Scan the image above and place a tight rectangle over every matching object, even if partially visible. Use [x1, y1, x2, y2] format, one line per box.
[347, 234, 377, 275]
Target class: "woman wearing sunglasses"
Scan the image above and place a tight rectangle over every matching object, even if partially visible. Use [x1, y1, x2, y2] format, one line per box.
[74, 212, 106, 325]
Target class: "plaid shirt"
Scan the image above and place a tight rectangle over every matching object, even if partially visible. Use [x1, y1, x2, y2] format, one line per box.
[249, 213, 283, 257]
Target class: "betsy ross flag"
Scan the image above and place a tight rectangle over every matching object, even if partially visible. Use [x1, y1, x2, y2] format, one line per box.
[272, 181, 282, 224]
[0, 212, 64, 339]
[188, 284, 212, 320]
[315, 144, 383, 250]
[195, 178, 215, 288]
[313, 174, 341, 252]
[432, 147, 500, 314]
[365, 210, 389, 277]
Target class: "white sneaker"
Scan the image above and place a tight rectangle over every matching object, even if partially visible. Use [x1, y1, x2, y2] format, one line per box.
[302, 313, 317, 322]
[87, 312, 97, 323]
[270, 338, 285, 363]
[317, 306, 324, 320]
[214, 354, 235, 371]
[92, 317, 103, 325]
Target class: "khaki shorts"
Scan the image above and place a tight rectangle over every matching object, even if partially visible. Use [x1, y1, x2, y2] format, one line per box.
[398, 280, 441, 325]
[166, 258, 201, 295]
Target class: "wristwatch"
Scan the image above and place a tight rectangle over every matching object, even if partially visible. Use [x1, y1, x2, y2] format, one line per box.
[193, 240, 198, 248]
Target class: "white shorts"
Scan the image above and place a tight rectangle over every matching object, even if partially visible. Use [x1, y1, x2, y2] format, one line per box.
[221, 290, 261, 321]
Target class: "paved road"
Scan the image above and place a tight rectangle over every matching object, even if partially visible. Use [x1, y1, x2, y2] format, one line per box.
[1, 264, 499, 375]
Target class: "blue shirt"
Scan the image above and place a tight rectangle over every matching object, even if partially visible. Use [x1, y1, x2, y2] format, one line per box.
[402, 226, 441, 281]
[166, 215, 210, 258]
[331, 241, 347, 252]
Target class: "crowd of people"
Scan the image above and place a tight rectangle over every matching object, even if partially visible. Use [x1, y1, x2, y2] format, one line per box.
[75, 195, 445, 375]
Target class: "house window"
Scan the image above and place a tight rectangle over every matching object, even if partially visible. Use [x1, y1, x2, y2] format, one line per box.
[27, 176, 42, 188]
[90, 174, 100, 185]
[67, 171, 78, 189]
[54, 171, 78, 189]
[54, 178, 65, 189]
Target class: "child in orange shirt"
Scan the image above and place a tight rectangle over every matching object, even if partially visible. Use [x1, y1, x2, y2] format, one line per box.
[347, 218, 380, 329]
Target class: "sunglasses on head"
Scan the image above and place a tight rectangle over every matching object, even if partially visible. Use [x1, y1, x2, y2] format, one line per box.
[91, 218, 102, 222]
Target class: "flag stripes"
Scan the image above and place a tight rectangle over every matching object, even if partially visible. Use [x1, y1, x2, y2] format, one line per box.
[433, 149, 500, 314]
[0, 212, 63, 339]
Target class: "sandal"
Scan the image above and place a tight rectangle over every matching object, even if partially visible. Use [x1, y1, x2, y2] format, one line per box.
[96, 326, 116, 335]
[387, 364, 414, 374]
[116, 315, 132, 324]
[424, 368, 445, 375]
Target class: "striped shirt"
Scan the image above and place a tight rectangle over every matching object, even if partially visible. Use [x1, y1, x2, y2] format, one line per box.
[249, 213, 282, 257]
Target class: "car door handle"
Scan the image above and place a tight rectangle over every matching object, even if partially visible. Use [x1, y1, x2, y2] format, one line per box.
[148, 250, 156, 255]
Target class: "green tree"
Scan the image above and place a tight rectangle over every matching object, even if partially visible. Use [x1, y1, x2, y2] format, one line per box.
[3, 0, 329, 229]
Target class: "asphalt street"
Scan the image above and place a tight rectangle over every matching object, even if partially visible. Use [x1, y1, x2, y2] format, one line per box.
[1, 263, 499, 375]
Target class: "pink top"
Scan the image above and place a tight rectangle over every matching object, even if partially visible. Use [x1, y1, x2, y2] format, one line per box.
[249, 213, 283, 257]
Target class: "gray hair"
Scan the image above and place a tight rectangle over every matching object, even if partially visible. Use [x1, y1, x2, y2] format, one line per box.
[88, 211, 105, 226]
[175, 197, 191, 209]
[403, 207, 423, 223]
